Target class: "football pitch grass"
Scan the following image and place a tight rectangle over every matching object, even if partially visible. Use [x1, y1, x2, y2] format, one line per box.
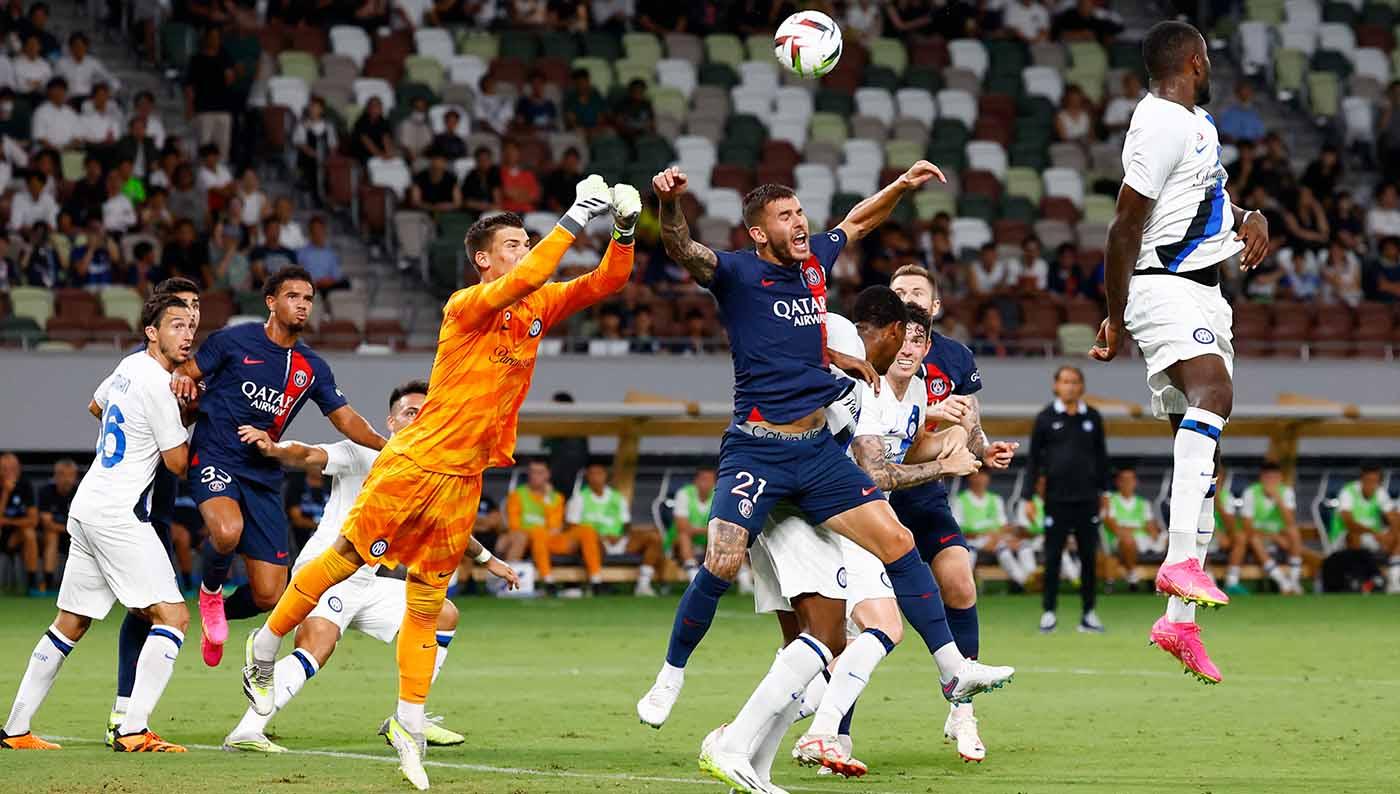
[2, 593, 1397, 793]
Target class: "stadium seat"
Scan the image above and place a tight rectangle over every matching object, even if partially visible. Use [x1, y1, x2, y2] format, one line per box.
[961, 169, 1002, 200]
[1004, 167, 1043, 204]
[842, 138, 884, 169]
[795, 162, 836, 194]
[1343, 96, 1376, 143]
[914, 189, 956, 221]
[700, 188, 744, 225]
[738, 60, 779, 94]
[936, 89, 978, 129]
[267, 75, 310, 117]
[732, 86, 773, 119]
[884, 139, 923, 170]
[1082, 194, 1115, 225]
[665, 32, 704, 65]
[1306, 71, 1341, 116]
[614, 59, 654, 90]
[1048, 142, 1088, 172]
[657, 58, 698, 99]
[861, 64, 900, 92]
[368, 158, 412, 199]
[698, 62, 738, 89]
[951, 217, 992, 255]
[353, 78, 395, 112]
[949, 39, 989, 81]
[869, 37, 909, 77]
[414, 28, 455, 62]
[743, 33, 771, 63]
[278, 50, 319, 82]
[1030, 41, 1068, 70]
[1022, 66, 1065, 105]
[941, 68, 982, 95]
[891, 117, 929, 143]
[330, 25, 371, 69]
[705, 34, 745, 68]
[965, 141, 1008, 180]
[624, 32, 663, 65]
[893, 87, 937, 126]
[405, 55, 445, 93]
[9, 286, 53, 328]
[1274, 48, 1308, 94]
[808, 112, 847, 146]
[848, 114, 885, 142]
[854, 87, 895, 126]
[1351, 48, 1391, 83]
[1277, 22, 1317, 56]
[726, 114, 768, 150]
[675, 135, 718, 179]
[572, 56, 613, 94]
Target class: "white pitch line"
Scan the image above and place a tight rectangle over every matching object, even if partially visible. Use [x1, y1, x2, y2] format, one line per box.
[49, 735, 903, 793]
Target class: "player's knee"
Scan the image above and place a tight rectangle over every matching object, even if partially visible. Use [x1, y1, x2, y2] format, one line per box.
[437, 598, 459, 630]
[297, 618, 340, 664]
[56, 610, 92, 641]
[147, 601, 190, 633]
[251, 583, 284, 611]
[405, 578, 448, 622]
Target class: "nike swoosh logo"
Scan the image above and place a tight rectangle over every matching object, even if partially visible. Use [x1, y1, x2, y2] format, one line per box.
[275, 551, 288, 559]
[862, 486, 878, 496]
[682, 618, 701, 627]
[293, 585, 313, 599]
[761, 279, 776, 287]
[421, 643, 436, 650]
[939, 534, 958, 544]
[164, 654, 178, 661]
[434, 571, 452, 579]
[243, 356, 264, 365]
[942, 677, 959, 697]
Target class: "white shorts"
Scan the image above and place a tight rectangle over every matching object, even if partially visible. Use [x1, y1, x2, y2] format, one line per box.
[305, 567, 405, 643]
[750, 505, 847, 614]
[840, 536, 892, 610]
[1124, 274, 1235, 419]
[56, 517, 182, 620]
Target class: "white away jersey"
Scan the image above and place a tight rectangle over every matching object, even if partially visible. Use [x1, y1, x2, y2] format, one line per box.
[293, 440, 380, 571]
[1122, 94, 1244, 274]
[75, 352, 188, 525]
[823, 312, 866, 445]
[852, 373, 929, 465]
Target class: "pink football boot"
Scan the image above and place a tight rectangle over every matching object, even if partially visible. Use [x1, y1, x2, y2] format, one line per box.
[199, 587, 227, 667]
[1149, 616, 1222, 684]
[1154, 559, 1229, 608]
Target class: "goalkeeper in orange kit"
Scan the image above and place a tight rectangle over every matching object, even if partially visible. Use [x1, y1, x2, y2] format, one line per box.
[240, 175, 640, 790]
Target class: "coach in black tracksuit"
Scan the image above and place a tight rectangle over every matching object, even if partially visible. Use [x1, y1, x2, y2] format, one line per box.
[1029, 365, 1110, 633]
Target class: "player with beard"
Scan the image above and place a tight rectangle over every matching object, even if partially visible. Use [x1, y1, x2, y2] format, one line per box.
[1091, 21, 1270, 683]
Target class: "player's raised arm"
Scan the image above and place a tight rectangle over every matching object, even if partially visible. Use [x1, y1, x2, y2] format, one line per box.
[836, 160, 946, 242]
[326, 405, 387, 451]
[655, 167, 718, 287]
[957, 395, 1019, 469]
[536, 183, 641, 328]
[237, 425, 330, 473]
[1091, 184, 1153, 362]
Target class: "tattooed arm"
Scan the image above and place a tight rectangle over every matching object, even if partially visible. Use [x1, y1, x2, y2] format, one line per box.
[852, 435, 980, 493]
[959, 396, 1019, 469]
[653, 167, 718, 287]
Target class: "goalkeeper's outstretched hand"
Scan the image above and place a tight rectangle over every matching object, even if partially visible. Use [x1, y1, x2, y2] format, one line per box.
[561, 173, 612, 233]
[610, 183, 642, 242]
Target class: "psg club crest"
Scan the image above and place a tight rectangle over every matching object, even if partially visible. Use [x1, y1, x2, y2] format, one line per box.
[1193, 328, 1216, 345]
[293, 370, 309, 388]
[738, 499, 754, 519]
[929, 379, 948, 397]
[369, 538, 389, 557]
[208, 480, 226, 493]
[803, 266, 822, 287]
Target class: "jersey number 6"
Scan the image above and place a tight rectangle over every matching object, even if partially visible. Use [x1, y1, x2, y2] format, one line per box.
[99, 404, 127, 468]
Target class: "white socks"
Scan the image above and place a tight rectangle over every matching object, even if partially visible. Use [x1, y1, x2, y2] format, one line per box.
[118, 625, 184, 735]
[810, 630, 892, 736]
[1168, 408, 1225, 563]
[996, 548, 1028, 585]
[4, 626, 76, 735]
[1167, 481, 1220, 624]
[798, 670, 827, 721]
[932, 641, 965, 683]
[253, 623, 282, 662]
[752, 696, 804, 781]
[233, 648, 318, 736]
[1061, 551, 1082, 583]
[719, 634, 831, 756]
[1016, 546, 1038, 580]
[638, 565, 655, 589]
[1225, 565, 1241, 587]
[433, 631, 454, 684]
[397, 699, 426, 735]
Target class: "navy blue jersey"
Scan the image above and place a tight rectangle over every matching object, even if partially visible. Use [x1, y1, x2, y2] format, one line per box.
[191, 323, 346, 488]
[903, 332, 983, 505]
[710, 229, 849, 424]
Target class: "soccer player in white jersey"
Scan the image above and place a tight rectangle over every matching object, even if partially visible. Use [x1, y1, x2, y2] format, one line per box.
[222, 380, 520, 753]
[1, 294, 196, 752]
[1091, 20, 1270, 684]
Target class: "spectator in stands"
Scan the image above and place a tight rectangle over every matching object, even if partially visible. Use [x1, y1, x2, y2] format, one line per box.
[1366, 183, 1400, 243]
[196, 142, 234, 210]
[1252, 133, 1296, 202]
[614, 79, 655, 142]
[563, 68, 608, 134]
[162, 218, 212, 286]
[1013, 236, 1049, 292]
[292, 96, 335, 203]
[430, 109, 467, 160]
[0, 452, 40, 596]
[297, 216, 348, 294]
[1320, 239, 1363, 306]
[185, 26, 237, 164]
[0, 87, 24, 143]
[17, 220, 61, 286]
[22, 2, 59, 59]
[461, 145, 500, 213]
[132, 240, 161, 290]
[1330, 191, 1367, 253]
[629, 306, 660, 354]
[1103, 71, 1144, 139]
[0, 235, 14, 288]
[636, 0, 687, 34]
[1367, 236, 1400, 303]
[970, 304, 1010, 357]
[234, 167, 270, 228]
[1300, 144, 1342, 199]
[65, 155, 105, 224]
[883, 0, 931, 34]
[31, 77, 78, 150]
[56, 33, 118, 103]
[148, 146, 179, 190]
[133, 91, 166, 149]
[516, 70, 559, 131]
[79, 82, 122, 156]
[1282, 186, 1329, 256]
[969, 241, 1014, 297]
[590, 0, 630, 33]
[9, 170, 56, 234]
[13, 35, 50, 100]
[208, 211, 252, 294]
[114, 157, 144, 205]
[272, 197, 306, 249]
[1244, 236, 1289, 301]
[496, 140, 541, 214]
[671, 308, 709, 354]
[34, 458, 75, 596]
[508, 459, 602, 594]
[70, 217, 125, 285]
[474, 73, 514, 136]
[842, 0, 883, 44]
[250, 218, 298, 284]
[1055, 85, 1094, 144]
[115, 116, 160, 179]
[1216, 80, 1265, 144]
[411, 148, 461, 213]
[541, 147, 582, 213]
[101, 170, 137, 235]
[669, 466, 714, 580]
[349, 95, 392, 164]
[397, 95, 434, 164]
[567, 462, 663, 596]
[168, 164, 207, 231]
[1052, 0, 1122, 41]
[1004, 0, 1051, 42]
[285, 467, 330, 552]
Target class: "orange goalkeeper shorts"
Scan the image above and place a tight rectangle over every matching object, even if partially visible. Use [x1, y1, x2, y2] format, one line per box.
[341, 450, 482, 578]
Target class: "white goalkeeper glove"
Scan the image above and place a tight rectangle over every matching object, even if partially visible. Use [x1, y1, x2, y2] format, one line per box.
[610, 183, 641, 243]
[560, 174, 612, 235]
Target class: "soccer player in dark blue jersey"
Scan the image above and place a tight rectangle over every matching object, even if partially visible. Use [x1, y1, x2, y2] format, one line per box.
[636, 165, 1014, 784]
[172, 267, 386, 667]
[891, 264, 1019, 763]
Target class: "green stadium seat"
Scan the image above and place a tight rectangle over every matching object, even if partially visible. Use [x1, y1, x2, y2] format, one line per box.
[814, 89, 855, 116]
[458, 31, 499, 60]
[984, 40, 1028, 82]
[1000, 195, 1036, 224]
[1083, 194, 1115, 225]
[869, 37, 909, 77]
[698, 62, 738, 89]
[572, 56, 614, 94]
[633, 135, 676, 171]
[717, 141, 759, 168]
[1362, 2, 1396, 27]
[1274, 48, 1307, 93]
[499, 30, 539, 62]
[0, 316, 42, 348]
[725, 114, 768, 149]
[1004, 167, 1043, 204]
[705, 34, 745, 68]
[652, 86, 688, 120]
[1016, 95, 1056, 124]
[396, 82, 439, 109]
[582, 31, 622, 60]
[931, 119, 970, 147]
[809, 112, 848, 146]
[1306, 71, 1341, 116]
[1108, 40, 1145, 73]
[957, 194, 998, 223]
[884, 139, 923, 169]
[862, 64, 899, 91]
[744, 33, 772, 63]
[8, 286, 53, 328]
[428, 238, 464, 299]
[983, 73, 1022, 99]
[404, 56, 444, 93]
[1244, 0, 1284, 24]
[915, 189, 956, 221]
[624, 32, 663, 64]
[902, 65, 941, 93]
[437, 212, 477, 241]
[831, 192, 862, 221]
[278, 50, 319, 82]
[1323, 1, 1358, 23]
[614, 59, 655, 90]
[538, 30, 579, 61]
[589, 135, 630, 169]
[925, 142, 966, 173]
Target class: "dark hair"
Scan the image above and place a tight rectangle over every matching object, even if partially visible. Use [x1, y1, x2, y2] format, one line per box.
[1054, 365, 1085, 382]
[891, 263, 939, 297]
[466, 211, 525, 259]
[570, 68, 589, 80]
[198, 143, 220, 158]
[851, 285, 908, 329]
[136, 90, 155, 104]
[1259, 461, 1282, 474]
[980, 242, 997, 253]
[154, 276, 200, 297]
[1116, 465, 1137, 476]
[528, 458, 550, 469]
[552, 391, 575, 402]
[141, 293, 190, 330]
[473, 145, 492, 158]
[389, 379, 429, 410]
[1142, 20, 1203, 82]
[263, 266, 316, 299]
[904, 302, 933, 336]
[1361, 461, 1382, 474]
[133, 241, 154, 261]
[741, 183, 798, 227]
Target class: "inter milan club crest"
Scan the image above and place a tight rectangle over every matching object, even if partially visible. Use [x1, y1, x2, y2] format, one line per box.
[529, 318, 543, 337]
[1193, 328, 1215, 345]
[369, 538, 389, 557]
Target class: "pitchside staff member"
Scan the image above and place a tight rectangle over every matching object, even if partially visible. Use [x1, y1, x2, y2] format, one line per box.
[1029, 366, 1110, 634]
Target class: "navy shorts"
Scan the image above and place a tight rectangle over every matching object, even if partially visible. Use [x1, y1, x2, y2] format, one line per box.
[890, 482, 969, 563]
[711, 426, 884, 535]
[189, 461, 289, 565]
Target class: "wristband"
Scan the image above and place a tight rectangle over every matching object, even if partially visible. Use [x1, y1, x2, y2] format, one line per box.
[474, 548, 493, 565]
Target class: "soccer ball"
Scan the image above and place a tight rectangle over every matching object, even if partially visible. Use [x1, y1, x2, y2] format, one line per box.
[773, 11, 843, 79]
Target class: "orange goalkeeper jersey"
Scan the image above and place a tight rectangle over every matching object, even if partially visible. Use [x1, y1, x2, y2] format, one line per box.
[387, 225, 633, 475]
